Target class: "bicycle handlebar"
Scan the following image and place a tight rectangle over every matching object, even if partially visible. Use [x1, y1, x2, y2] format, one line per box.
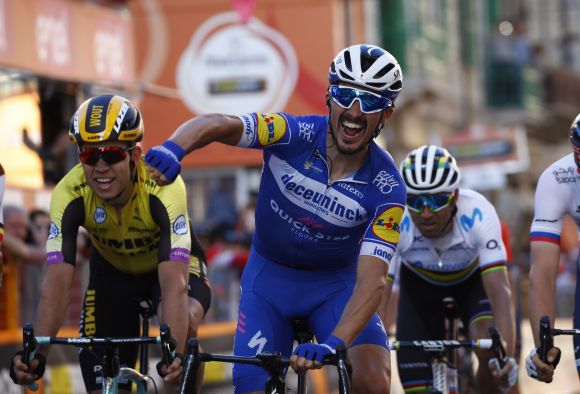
[20, 323, 175, 392]
[488, 327, 507, 368]
[159, 323, 176, 366]
[539, 315, 553, 363]
[389, 338, 494, 352]
[180, 337, 351, 394]
[389, 326, 508, 361]
[22, 324, 39, 391]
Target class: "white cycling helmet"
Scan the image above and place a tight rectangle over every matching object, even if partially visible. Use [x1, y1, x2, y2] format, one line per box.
[570, 113, 580, 151]
[400, 145, 461, 194]
[328, 44, 403, 103]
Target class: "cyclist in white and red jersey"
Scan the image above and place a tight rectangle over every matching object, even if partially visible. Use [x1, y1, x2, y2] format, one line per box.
[145, 44, 406, 393]
[381, 145, 518, 394]
[0, 162, 5, 287]
[526, 114, 580, 383]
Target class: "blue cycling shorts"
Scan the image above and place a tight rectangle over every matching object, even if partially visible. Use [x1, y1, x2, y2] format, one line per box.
[232, 248, 388, 393]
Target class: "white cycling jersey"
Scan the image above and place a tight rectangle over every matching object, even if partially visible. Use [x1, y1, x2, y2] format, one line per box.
[530, 153, 580, 244]
[388, 188, 507, 286]
[0, 163, 4, 241]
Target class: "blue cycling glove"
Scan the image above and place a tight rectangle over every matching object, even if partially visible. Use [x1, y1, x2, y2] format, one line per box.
[144, 140, 186, 182]
[293, 335, 345, 363]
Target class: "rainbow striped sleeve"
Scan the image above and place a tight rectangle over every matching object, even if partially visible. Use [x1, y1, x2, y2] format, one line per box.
[480, 260, 507, 276]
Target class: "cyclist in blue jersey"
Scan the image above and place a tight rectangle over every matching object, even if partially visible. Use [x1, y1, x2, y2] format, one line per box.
[145, 44, 405, 393]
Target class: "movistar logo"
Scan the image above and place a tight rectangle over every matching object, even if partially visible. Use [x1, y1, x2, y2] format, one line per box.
[281, 174, 365, 221]
[460, 208, 483, 232]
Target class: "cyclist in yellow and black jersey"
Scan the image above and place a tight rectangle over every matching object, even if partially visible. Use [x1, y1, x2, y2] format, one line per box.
[10, 95, 210, 394]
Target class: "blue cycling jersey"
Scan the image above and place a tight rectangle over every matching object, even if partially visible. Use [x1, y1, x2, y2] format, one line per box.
[237, 112, 406, 269]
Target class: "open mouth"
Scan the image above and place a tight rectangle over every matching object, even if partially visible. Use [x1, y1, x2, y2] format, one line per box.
[340, 119, 366, 139]
[94, 177, 114, 190]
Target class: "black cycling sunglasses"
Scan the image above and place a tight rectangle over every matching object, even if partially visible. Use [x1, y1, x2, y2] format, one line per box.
[79, 146, 134, 166]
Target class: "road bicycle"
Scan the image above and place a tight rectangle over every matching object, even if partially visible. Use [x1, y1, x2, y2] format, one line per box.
[389, 297, 508, 393]
[19, 321, 176, 394]
[179, 319, 351, 394]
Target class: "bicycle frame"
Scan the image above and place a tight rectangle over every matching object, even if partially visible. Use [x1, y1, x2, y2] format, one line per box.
[441, 297, 459, 392]
[21, 323, 175, 394]
[180, 337, 351, 394]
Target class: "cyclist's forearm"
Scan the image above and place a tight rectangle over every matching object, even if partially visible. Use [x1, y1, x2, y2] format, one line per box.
[377, 280, 392, 327]
[529, 268, 557, 347]
[159, 263, 189, 353]
[334, 281, 384, 345]
[161, 291, 188, 353]
[34, 264, 74, 356]
[170, 114, 243, 153]
[490, 287, 516, 355]
[528, 242, 560, 345]
[333, 268, 386, 345]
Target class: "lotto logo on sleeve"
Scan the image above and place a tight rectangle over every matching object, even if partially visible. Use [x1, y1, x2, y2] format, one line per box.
[372, 206, 404, 243]
[257, 113, 287, 146]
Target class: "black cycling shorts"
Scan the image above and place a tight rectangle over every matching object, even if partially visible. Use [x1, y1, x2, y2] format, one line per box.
[79, 248, 211, 392]
[395, 264, 491, 390]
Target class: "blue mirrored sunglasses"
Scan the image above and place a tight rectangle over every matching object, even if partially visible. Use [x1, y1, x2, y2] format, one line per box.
[328, 85, 391, 114]
[406, 193, 454, 213]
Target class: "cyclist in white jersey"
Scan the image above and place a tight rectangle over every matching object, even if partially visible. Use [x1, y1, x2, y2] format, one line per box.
[380, 145, 518, 393]
[526, 114, 580, 382]
[0, 163, 5, 286]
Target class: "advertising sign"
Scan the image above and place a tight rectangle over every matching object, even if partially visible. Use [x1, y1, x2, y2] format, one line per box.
[442, 124, 530, 190]
[176, 12, 298, 114]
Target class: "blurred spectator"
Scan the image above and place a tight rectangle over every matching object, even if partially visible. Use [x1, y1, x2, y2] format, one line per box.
[205, 178, 238, 231]
[488, 20, 535, 107]
[236, 190, 257, 238]
[2, 206, 46, 326]
[206, 230, 250, 321]
[23, 128, 70, 186]
[3, 206, 47, 264]
[21, 209, 50, 323]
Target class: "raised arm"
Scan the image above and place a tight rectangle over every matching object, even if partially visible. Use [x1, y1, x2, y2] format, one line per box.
[170, 113, 245, 153]
[145, 114, 244, 185]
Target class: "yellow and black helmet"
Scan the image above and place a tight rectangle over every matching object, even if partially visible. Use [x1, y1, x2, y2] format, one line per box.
[69, 94, 144, 145]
